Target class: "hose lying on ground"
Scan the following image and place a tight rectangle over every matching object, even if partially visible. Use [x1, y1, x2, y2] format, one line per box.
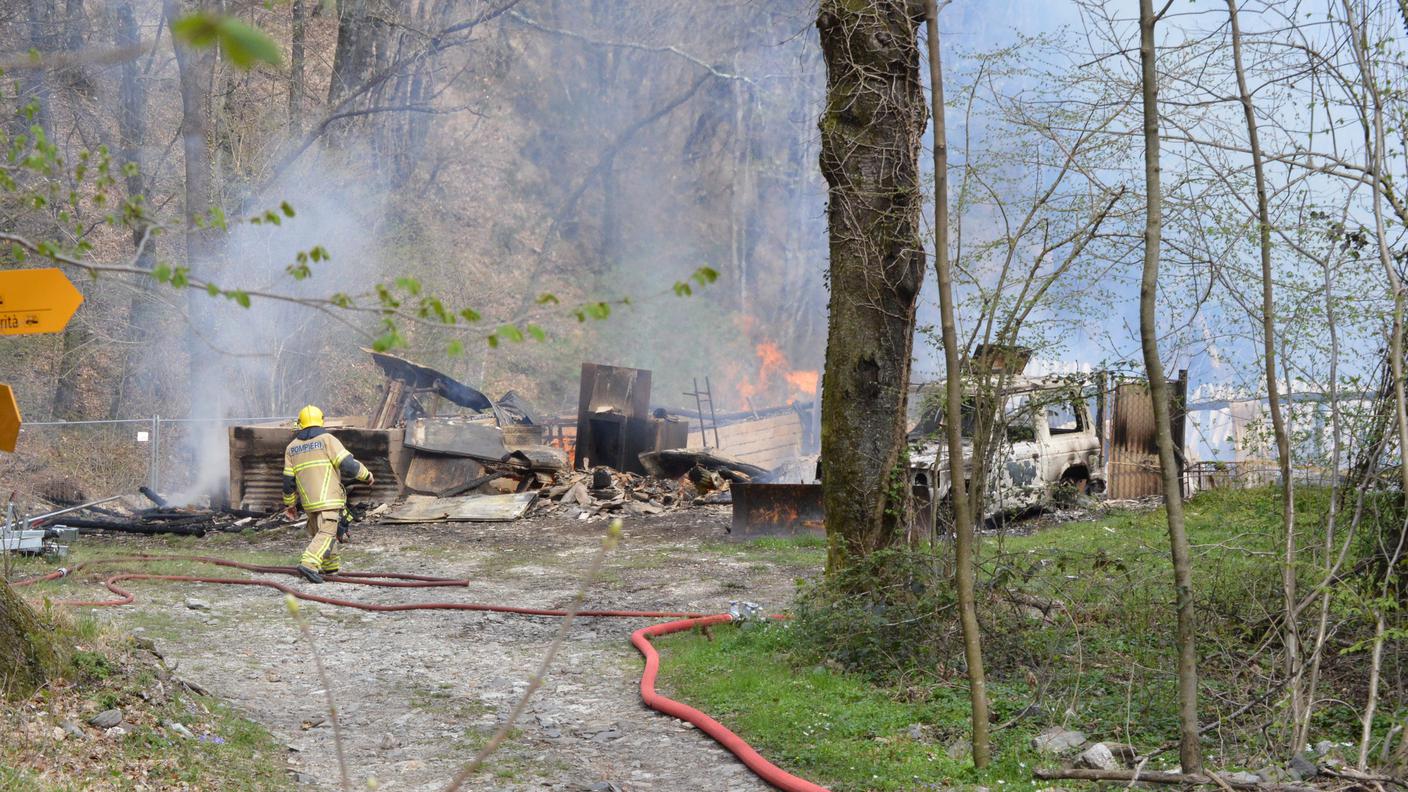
[12, 554, 829, 792]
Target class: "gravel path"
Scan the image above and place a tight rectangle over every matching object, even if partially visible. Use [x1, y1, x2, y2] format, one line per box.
[84, 507, 815, 791]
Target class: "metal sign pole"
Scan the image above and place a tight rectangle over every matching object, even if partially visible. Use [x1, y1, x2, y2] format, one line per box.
[148, 415, 159, 492]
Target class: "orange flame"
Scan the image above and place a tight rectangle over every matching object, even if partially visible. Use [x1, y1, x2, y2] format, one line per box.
[784, 370, 819, 395]
[730, 341, 819, 408]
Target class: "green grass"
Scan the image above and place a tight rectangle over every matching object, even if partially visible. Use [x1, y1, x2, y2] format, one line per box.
[701, 534, 828, 567]
[656, 623, 1043, 792]
[662, 487, 1406, 791]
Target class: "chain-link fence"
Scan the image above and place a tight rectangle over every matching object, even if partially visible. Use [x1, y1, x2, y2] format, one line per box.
[0, 416, 285, 505]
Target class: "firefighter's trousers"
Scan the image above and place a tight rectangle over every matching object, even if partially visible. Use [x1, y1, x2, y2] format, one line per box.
[300, 509, 341, 574]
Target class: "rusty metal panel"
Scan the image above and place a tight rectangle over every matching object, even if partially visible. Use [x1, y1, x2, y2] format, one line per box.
[729, 482, 826, 539]
[1109, 372, 1188, 496]
[404, 418, 509, 462]
[1108, 375, 1188, 500]
[403, 453, 485, 495]
[1109, 382, 1160, 499]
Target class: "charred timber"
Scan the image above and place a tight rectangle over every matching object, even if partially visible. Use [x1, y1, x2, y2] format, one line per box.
[56, 518, 207, 536]
[138, 486, 169, 508]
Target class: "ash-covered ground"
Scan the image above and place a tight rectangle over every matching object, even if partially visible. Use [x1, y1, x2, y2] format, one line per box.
[64, 507, 821, 791]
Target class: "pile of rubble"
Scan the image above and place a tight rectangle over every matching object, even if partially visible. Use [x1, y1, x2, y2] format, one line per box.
[538, 467, 719, 520]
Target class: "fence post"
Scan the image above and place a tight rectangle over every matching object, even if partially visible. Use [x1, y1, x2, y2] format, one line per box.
[149, 415, 160, 493]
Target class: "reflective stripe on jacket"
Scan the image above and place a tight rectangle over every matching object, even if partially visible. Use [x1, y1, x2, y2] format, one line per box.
[281, 427, 370, 512]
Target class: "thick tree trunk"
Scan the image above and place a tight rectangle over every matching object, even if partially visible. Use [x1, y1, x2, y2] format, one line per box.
[1138, 0, 1203, 774]
[926, 0, 989, 767]
[1226, 0, 1301, 745]
[817, 0, 928, 572]
[328, 0, 376, 109]
[0, 579, 65, 701]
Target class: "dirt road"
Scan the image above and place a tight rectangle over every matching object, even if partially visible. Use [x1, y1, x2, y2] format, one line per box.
[78, 507, 818, 791]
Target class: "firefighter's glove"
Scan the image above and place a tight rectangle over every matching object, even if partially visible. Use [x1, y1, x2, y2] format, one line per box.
[336, 508, 353, 544]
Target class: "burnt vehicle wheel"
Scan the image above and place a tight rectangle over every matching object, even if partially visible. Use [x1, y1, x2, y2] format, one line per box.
[1053, 466, 1091, 506]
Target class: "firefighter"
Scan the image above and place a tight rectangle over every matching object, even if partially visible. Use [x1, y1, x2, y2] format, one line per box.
[281, 405, 373, 583]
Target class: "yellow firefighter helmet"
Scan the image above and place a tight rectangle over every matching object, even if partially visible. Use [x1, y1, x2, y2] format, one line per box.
[296, 405, 324, 429]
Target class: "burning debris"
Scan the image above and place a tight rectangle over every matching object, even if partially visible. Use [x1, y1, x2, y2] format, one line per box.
[2, 351, 833, 566]
[218, 354, 818, 534]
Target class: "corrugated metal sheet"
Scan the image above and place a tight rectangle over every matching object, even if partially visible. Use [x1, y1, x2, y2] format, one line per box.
[230, 425, 406, 511]
[1109, 382, 1160, 499]
[1107, 376, 1187, 500]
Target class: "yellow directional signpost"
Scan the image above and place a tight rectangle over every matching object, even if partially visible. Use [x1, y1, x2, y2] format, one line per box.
[0, 267, 84, 336]
[0, 267, 84, 452]
[0, 384, 18, 453]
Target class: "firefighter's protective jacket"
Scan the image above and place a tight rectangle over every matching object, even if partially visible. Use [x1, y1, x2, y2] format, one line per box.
[282, 427, 370, 512]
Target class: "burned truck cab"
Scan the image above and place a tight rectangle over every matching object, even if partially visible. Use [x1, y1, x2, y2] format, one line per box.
[907, 376, 1105, 527]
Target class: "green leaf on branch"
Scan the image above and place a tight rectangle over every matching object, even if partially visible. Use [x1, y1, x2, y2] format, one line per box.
[459, 307, 481, 322]
[691, 265, 719, 285]
[536, 293, 560, 305]
[280, 201, 295, 218]
[171, 13, 282, 70]
[497, 324, 525, 343]
[526, 324, 546, 342]
[447, 339, 465, 357]
[226, 289, 251, 308]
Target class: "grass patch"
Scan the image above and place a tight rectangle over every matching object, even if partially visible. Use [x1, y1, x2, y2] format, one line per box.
[701, 535, 828, 567]
[658, 487, 1408, 790]
[657, 622, 1042, 792]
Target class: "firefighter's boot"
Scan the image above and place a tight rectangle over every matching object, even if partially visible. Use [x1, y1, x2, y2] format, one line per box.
[295, 565, 324, 584]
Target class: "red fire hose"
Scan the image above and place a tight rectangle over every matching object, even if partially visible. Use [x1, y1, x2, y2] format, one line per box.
[12, 555, 830, 792]
[632, 616, 830, 792]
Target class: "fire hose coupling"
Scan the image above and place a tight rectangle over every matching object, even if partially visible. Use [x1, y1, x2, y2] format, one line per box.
[728, 600, 764, 623]
[56, 567, 70, 578]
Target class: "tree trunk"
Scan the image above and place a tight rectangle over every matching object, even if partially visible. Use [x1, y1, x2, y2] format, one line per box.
[817, 0, 928, 573]
[19, 0, 54, 139]
[328, 0, 376, 122]
[926, 0, 990, 767]
[164, 0, 218, 412]
[0, 579, 66, 701]
[289, 0, 306, 136]
[1137, 0, 1203, 774]
[112, 0, 162, 417]
[1225, 0, 1300, 746]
